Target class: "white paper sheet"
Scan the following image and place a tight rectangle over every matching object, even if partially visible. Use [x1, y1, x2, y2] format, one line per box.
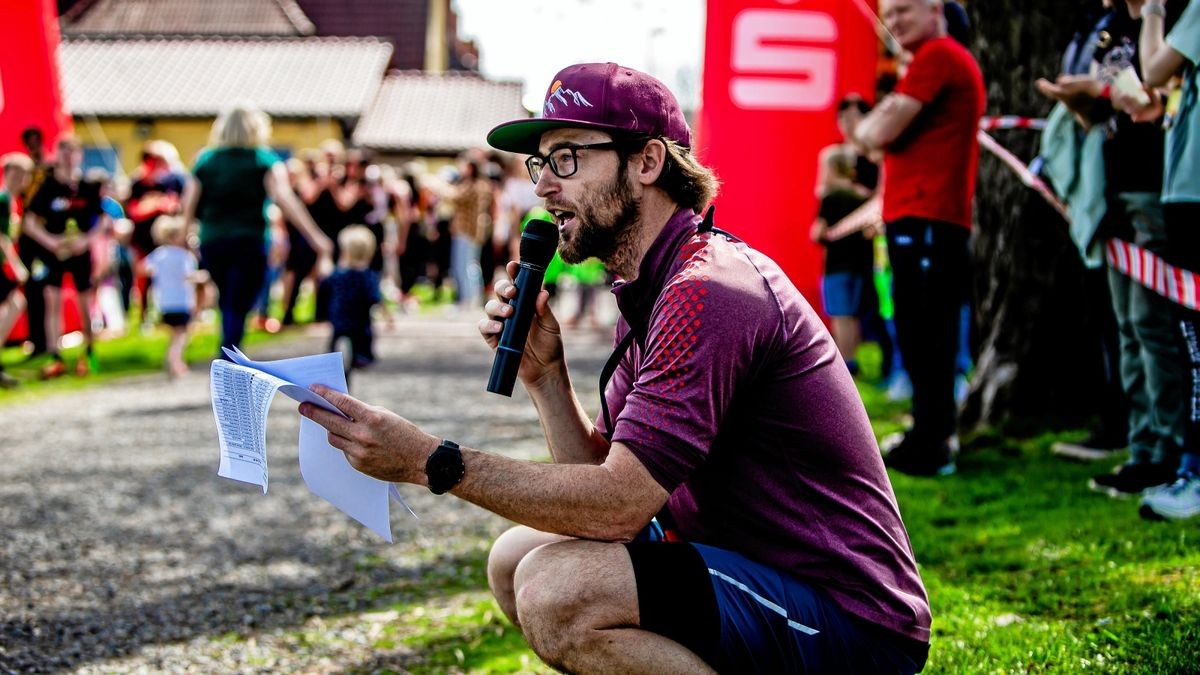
[210, 347, 416, 541]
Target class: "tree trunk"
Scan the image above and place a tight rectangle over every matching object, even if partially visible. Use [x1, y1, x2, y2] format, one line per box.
[960, 2, 1111, 434]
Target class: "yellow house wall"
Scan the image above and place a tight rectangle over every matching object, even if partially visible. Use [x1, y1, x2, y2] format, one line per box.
[73, 116, 347, 175]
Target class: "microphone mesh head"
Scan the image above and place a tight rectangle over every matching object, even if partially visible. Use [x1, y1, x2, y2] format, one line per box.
[519, 218, 560, 267]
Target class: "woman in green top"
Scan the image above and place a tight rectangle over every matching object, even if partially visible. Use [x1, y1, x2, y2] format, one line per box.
[182, 104, 332, 350]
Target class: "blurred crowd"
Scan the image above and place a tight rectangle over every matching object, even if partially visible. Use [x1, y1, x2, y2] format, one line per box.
[1032, 0, 1199, 521]
[0, 104, 606, 387]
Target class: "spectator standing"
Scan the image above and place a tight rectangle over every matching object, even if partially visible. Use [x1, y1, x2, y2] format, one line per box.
[1043, 2, 1134, 461]
[182, 104, 333, 352]
[321, 225, 381, 378]
[1136, 0, 1200, 519]
[21, 136, 107, 378]
[17, 127, 49, 356]
[279, 157, 321, 326]
[448, 157, 493, 310]
[125, 140, 186, 314]
[300, 62, 931, 674]
[812, 95, 881, 377]
[0, 153, 34, 387]
[141, 215, 201, 377]
[395, 167, 431, 310]
[1041, 0, 1186, 496]
[856, 0, 986, 476]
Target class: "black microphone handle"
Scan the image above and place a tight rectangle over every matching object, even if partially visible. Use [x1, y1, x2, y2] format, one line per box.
[487, 261, 547, 396]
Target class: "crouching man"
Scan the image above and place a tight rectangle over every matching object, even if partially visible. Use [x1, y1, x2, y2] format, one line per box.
[301, 62, 931, 673]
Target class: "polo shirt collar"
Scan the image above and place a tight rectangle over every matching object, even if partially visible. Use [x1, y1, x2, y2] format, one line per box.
[611, 207, 702, 332]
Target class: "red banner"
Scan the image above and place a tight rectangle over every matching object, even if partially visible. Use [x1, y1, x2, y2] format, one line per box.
[0, 0, 72, 160]
[698, 0, 878, 313]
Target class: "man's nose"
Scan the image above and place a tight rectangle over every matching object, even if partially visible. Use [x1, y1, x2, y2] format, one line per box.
[533, 169, 558, 199]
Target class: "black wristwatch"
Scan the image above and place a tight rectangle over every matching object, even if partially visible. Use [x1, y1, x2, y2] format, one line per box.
[425, 439, 465, 495]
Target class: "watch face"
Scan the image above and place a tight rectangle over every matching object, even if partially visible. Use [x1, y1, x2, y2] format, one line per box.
[427, 444, 465, 494]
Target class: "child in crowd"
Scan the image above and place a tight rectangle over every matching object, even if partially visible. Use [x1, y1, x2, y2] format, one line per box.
[320, 225, 381, 378]
[811, 147, 876, 376]
[140, 215, 201, 377]
[0, 153, 34, 387]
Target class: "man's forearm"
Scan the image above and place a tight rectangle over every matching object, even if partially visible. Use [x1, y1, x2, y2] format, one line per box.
[526, 366, 610, 464]
[451, 446, 659, 541]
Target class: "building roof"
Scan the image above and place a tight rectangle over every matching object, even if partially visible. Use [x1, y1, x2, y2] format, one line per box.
[62, 0, 315, 36]
[60, 37, 393, 118]
[295, 0, 429, 70]
[353, 71, 527, 155]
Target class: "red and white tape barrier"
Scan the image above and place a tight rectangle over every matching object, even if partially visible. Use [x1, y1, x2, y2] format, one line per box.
[1106, 239, 1200, 311]
[980, 116, 1047, 131]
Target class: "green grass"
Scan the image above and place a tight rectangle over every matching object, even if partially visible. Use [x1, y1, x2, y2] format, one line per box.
[856, 344, 1199, 674]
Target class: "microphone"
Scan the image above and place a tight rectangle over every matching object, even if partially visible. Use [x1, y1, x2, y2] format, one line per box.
[487, 218, 560, 396]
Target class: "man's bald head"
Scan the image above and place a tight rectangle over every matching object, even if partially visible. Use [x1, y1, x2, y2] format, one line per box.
[881, 0, 945, 51]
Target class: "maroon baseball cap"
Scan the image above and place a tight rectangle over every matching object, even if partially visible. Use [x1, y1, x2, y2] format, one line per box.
[487, 62, 692, 155]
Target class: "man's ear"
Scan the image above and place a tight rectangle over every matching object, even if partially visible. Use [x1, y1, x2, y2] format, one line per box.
[632, 139, 667, 186]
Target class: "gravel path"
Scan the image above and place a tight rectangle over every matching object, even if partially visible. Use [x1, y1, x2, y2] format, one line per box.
[0, 312, 613, 673]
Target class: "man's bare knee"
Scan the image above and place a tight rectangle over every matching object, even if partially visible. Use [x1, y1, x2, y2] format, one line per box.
[513, 541, 632, 670]
[487, 527, 570, 627]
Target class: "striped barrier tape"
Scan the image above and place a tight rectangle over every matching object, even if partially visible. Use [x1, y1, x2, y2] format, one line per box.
[1106, 239, 1200, 311]
[976, 129, 1069, 219]
[980, 116, 1048, 131]
[821, 129, 1066, 242]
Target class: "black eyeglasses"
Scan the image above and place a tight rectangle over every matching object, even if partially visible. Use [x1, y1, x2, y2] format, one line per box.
[525, 142, 625, 183]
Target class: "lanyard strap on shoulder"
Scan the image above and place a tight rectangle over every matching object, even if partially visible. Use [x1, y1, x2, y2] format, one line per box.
[599, 329, 637, 439]
[598, 206, 736, 440]
[697, 205, 738, 241]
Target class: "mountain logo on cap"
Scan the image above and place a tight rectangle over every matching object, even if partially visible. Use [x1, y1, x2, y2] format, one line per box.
[544, 80, 593, 115]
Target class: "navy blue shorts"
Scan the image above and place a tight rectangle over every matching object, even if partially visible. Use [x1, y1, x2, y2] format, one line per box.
[822, 271, 866, 317]
[625, 541, 927, 673]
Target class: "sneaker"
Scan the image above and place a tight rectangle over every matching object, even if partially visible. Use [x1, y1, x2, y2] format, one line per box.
[1139, 473, 1200, 520]
[0, 371, 19, 389]
[41, 359, 66, 379]
[75, 357, 91, 377]
[884, 435, 957, 477]
[879, 431, 906, 456]
[1053, 432, 1128, 462]
[1089, 462, 1177, 498]
[955, 374, 970, 406]
[886, 371, 913, 402]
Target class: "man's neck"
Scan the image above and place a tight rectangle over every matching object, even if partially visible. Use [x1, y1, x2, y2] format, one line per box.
[54, 166, 77, 184]
[615, 192, 682, 282]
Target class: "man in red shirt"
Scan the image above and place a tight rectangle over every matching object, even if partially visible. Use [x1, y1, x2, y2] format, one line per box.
[857, 0, 986, 476]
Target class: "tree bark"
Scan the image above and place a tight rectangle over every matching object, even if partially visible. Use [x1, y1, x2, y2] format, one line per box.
[960, 2, 1113, 434]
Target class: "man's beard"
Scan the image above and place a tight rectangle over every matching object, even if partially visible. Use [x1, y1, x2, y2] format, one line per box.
[558, 163, 640, 273]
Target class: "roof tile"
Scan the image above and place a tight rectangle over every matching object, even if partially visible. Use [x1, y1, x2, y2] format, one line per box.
[61, 37, 392, 117]
[62, 0, 315, 36]
[353, 71, 528, 154]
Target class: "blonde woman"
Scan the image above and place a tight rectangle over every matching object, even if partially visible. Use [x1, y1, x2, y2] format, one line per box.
[182, 103, 333, 350]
